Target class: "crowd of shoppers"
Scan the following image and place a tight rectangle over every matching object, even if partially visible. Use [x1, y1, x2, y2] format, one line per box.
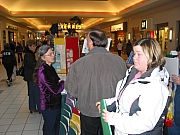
[1, 33, 180, 135]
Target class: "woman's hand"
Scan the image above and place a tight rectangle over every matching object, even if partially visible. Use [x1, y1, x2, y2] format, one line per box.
[102, 110, 111, 123]
[172, 74, 180, 85]
[96, 102, 100, 113]
[59, 79, 63, 82]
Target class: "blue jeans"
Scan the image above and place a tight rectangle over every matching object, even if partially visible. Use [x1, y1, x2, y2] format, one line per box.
[27, 81, 40, 111]
[168, 122, 180, 135]
[41, 108, 61, 135]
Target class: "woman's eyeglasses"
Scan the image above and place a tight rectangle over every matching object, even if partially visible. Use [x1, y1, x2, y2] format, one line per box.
[44, 52, 55, 57]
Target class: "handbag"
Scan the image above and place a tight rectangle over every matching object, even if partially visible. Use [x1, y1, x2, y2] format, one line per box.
[17, 64, 24, 76]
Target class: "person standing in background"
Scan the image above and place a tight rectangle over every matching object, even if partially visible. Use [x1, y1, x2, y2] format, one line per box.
[126, 51, 134, 68]
[16, 42, 24, 63]
[1, 43, 17, 86]
[33, 45, 64, 135]
[65, 29, 127, 135]
[10, 42, 16, 53]
[24, 39, 40, 113]
[126, 40, 132, 57]
[117, 39, 123, 56]
[168, 49, 180, 135]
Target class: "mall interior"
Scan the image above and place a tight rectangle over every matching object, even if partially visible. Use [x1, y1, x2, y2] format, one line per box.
[0, 0, 180, 135]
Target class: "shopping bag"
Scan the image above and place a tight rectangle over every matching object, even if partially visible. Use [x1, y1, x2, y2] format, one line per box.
[17, 64, 24, 76]
[13, 66, 17, 79]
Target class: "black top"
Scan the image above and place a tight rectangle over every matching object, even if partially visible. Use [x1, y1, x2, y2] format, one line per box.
[1, 48, 17, 66]
[23, 48, 36, 81]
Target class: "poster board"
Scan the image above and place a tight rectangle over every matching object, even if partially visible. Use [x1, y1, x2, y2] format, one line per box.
[53, 38, 66, 74]
[164, 57, 179, 81]
[100, 99, 112, 135]
[66, 37, 79, 74]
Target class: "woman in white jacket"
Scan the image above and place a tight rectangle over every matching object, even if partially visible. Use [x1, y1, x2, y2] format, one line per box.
[97, 38, 170, 135]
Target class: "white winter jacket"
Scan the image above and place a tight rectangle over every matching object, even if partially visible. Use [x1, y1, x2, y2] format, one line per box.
[105, 66, 170, 135]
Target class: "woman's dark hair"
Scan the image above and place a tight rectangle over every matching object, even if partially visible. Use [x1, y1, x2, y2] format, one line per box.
[33, 45, 51, 84]
[89, 29, 108, 47]
[134, 38, 165, 71]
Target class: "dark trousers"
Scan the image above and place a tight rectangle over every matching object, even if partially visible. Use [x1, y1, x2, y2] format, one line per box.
[168, 122, 180, 135]
[117, 50, 122, 56]
[41, 108, 61, 135]
[17, 53, 23, 63]
[27, 81, 40, 111]
[80, 113, 103, 135]
[3, 63, 14, 80]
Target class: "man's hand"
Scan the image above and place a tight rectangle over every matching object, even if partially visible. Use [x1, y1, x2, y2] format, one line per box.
[172, 74, 180, 85]
[96, 102, 100, 113]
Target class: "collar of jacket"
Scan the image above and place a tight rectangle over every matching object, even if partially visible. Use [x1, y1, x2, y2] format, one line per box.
[128, 66, 156, 80]
[87, 47, 108, 55]
[25, 48, 35, 54]
[125, 66, 156, 87]
[128, 66, 169, 84]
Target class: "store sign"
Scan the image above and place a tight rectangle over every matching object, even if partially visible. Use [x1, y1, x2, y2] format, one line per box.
[141, 20, 147, 30]
[111, 23, 123, 32]
[6, 25, 18, 31]
[59, 23, 81, 30]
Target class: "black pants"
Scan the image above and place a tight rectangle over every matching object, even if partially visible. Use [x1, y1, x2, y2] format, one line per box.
[17, 53, 23, 63]
[27, 81, 40, 111]
[80, 113, 103, 135]
[41, 108, 61, 135]
[117, 50, 122, 56]
[3, 63, 14, 80]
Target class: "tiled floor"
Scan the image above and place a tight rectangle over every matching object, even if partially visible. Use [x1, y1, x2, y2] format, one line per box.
[0, 52, 127, 135]
[0, 63, 43, 135]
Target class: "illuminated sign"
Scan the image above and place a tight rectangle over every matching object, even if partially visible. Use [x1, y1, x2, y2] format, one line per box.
[59, 23, 81, 30]
[141, 20, 147, 30]
[111, 23, 123, 32]
[6, 25, 18, 31]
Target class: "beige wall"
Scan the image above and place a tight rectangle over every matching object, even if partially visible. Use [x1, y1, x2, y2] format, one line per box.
[127, 7, 180, 53]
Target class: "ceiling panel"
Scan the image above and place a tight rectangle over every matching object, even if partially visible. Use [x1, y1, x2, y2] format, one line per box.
[0, 0, 179, 32]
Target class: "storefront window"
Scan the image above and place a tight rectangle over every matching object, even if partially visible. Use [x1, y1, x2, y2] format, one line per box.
[157, 23, 168, 54]
[178, 21, 180, 46]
